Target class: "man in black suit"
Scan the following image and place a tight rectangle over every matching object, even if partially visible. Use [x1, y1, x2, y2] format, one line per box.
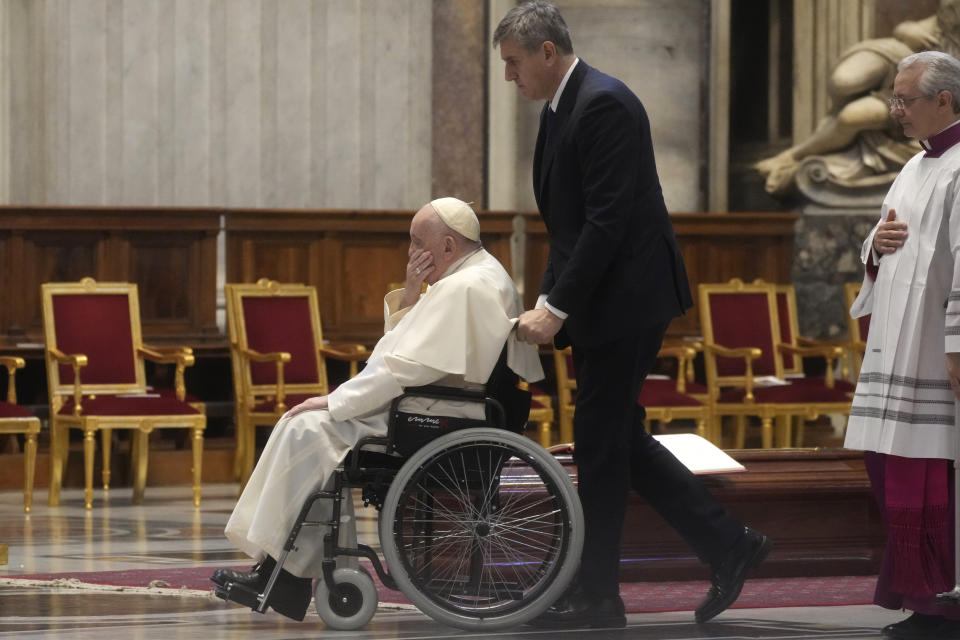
[493, 1, 771, 628]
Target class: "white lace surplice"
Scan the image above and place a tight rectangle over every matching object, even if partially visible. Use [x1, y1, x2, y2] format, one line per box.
[845, 145, 960, 460]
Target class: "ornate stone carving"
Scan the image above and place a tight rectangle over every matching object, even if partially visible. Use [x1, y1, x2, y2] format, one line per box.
[755, 4, 960, 210]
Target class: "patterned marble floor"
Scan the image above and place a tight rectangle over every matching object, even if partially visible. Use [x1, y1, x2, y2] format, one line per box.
[0, 483, 908, 639]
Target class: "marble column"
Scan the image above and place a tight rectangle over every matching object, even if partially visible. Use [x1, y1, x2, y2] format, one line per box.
[431, 0, 485, 204]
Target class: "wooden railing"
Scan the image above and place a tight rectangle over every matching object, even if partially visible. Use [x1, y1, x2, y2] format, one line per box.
[1, 206, 797, 349]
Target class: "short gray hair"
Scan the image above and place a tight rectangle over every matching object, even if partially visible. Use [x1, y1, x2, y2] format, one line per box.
[492, 1, 573, 55]
[899, 50, 960, 113]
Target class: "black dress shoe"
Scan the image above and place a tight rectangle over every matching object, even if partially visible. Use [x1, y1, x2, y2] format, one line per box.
[883, 612, 960, 639]
[211, 556, 275, 588]
[695, 527, 772, 623]
[211, 556, 313, 621]
[528, 589, 626, 629]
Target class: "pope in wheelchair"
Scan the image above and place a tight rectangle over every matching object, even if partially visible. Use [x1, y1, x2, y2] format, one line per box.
[211, 198, 583, 630]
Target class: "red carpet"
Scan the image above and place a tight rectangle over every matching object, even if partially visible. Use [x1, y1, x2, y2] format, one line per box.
[5, 567, 876, 612]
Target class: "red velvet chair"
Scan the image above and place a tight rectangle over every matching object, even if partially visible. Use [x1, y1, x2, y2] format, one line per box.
[0, 356, 40, 512]
[553, 344, 711, 444]
[639, 344, 714, 443]
[770, 282, 856, 446]
[699, 279, 850, 448]
[42, 278, 205, 509]
[225, 280, 369, 488]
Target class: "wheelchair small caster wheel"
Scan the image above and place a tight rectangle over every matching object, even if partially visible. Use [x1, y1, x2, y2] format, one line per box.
[314, 566, 378, 630]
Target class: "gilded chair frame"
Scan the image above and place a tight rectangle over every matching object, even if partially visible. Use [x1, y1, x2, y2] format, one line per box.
[772, 282, 852, 380]
[699, 279, 850, 449]
[844, 281, 867, 380]
[0, 356, 40, 512]
[552, 347, 576, 445]
[770, 282, 854, 445]
[553, 344, 711, 445]
[42, 278, 205, 509]
[519, 378, 555, 448]
[226, 279, 368, 488]
[643, 344, 713, 443]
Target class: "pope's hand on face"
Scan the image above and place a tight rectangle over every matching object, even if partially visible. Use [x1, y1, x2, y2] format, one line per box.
[873, 208, 908, 255]
[284, 395, 328, 420]
[516, 308, 563, 345]
[406, 249, 435, 289]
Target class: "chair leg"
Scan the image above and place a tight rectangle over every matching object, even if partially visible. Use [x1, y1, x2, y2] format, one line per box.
[83, 427, 96, 510]
[734, 415, 746, 449]
[538, 420, 552, 448]
[48, 425, 63, 507]
[132, 430, 149, 505]
[775, 415, 790, 448]
[101, 427, 112, 490]
[761, 416, 774, 449]
[24, 432, 37, 513]
[240, 425, 257, 493]
[559, 414, 573, 445]
[191, 426, 203, 507]
[695, 417, 707, 440]
[233, 417, 246, 481]
[794, 415, 806, 447]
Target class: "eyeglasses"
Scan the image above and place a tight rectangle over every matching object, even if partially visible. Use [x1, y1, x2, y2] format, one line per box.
[888, 94, 932, 110]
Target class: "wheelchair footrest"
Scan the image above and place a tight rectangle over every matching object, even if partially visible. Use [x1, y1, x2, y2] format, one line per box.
[214, 582, 266, 612]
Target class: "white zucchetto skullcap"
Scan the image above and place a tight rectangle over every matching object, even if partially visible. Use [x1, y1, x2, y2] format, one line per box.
[430, 197, 480, 241]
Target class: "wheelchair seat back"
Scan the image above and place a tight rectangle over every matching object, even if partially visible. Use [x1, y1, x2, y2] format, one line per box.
[389, 342, 531, 457]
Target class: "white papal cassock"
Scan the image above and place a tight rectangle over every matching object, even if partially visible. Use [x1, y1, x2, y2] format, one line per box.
[225, 248, 544, 577]
[844, 122, 960, 461]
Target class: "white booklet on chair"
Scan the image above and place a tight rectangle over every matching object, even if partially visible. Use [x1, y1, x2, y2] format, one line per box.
[652, 434, 746, 475]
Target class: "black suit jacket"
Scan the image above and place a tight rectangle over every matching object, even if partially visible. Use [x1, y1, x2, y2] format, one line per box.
[533, 61, 693, 348]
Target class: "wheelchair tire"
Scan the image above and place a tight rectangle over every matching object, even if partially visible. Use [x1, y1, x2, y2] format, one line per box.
[314, 566, 378, 630]
[379, 428, 583, 630]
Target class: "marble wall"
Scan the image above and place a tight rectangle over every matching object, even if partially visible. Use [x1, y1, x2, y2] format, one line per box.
[487, 0, 709, 213]
[1, 0, 432, 209]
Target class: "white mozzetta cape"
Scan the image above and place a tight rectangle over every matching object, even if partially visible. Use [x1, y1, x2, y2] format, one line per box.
[845, 141, 960, 460]
[224, 248, 544, 576]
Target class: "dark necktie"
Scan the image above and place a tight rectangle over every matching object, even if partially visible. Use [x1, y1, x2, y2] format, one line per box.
[544, 107, 557, 147]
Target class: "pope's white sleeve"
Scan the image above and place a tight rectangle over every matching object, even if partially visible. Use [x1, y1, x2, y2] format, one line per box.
[946, 182, 960, 353]
[327, 354, 446, 422]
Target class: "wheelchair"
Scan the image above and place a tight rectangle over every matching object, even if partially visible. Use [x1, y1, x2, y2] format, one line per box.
[215, 375, 584, 631]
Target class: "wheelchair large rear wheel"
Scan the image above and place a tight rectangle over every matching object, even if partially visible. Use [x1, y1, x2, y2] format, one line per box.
[379, 428, 583, 630]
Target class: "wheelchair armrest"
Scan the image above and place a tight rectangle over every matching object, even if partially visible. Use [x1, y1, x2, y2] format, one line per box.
[396, 385, 487, 401]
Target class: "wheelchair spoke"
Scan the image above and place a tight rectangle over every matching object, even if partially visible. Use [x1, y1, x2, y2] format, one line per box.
[386, 435, 579, 620]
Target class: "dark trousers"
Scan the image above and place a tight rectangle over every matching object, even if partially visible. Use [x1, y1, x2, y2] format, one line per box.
[571, 323, 743, 597]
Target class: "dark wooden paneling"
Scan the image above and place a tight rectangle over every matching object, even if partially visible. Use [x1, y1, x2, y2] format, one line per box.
[1, 206, 795, 347]
[515, 211, 797, 337]
[0, 207, 220, 346]
[558, 447, 881, 581]
[224, 209, 521, 344]
[670, 213, 798, 337]
[225, 209, 796, 343]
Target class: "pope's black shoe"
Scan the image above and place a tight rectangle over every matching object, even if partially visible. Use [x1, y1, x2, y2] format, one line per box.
[882, 612, 960, 639]
[695, 527, 772, 623]
[211, 556, 313, 621]
[211, 556, 275, 589]
[527, 587, 626, 629]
